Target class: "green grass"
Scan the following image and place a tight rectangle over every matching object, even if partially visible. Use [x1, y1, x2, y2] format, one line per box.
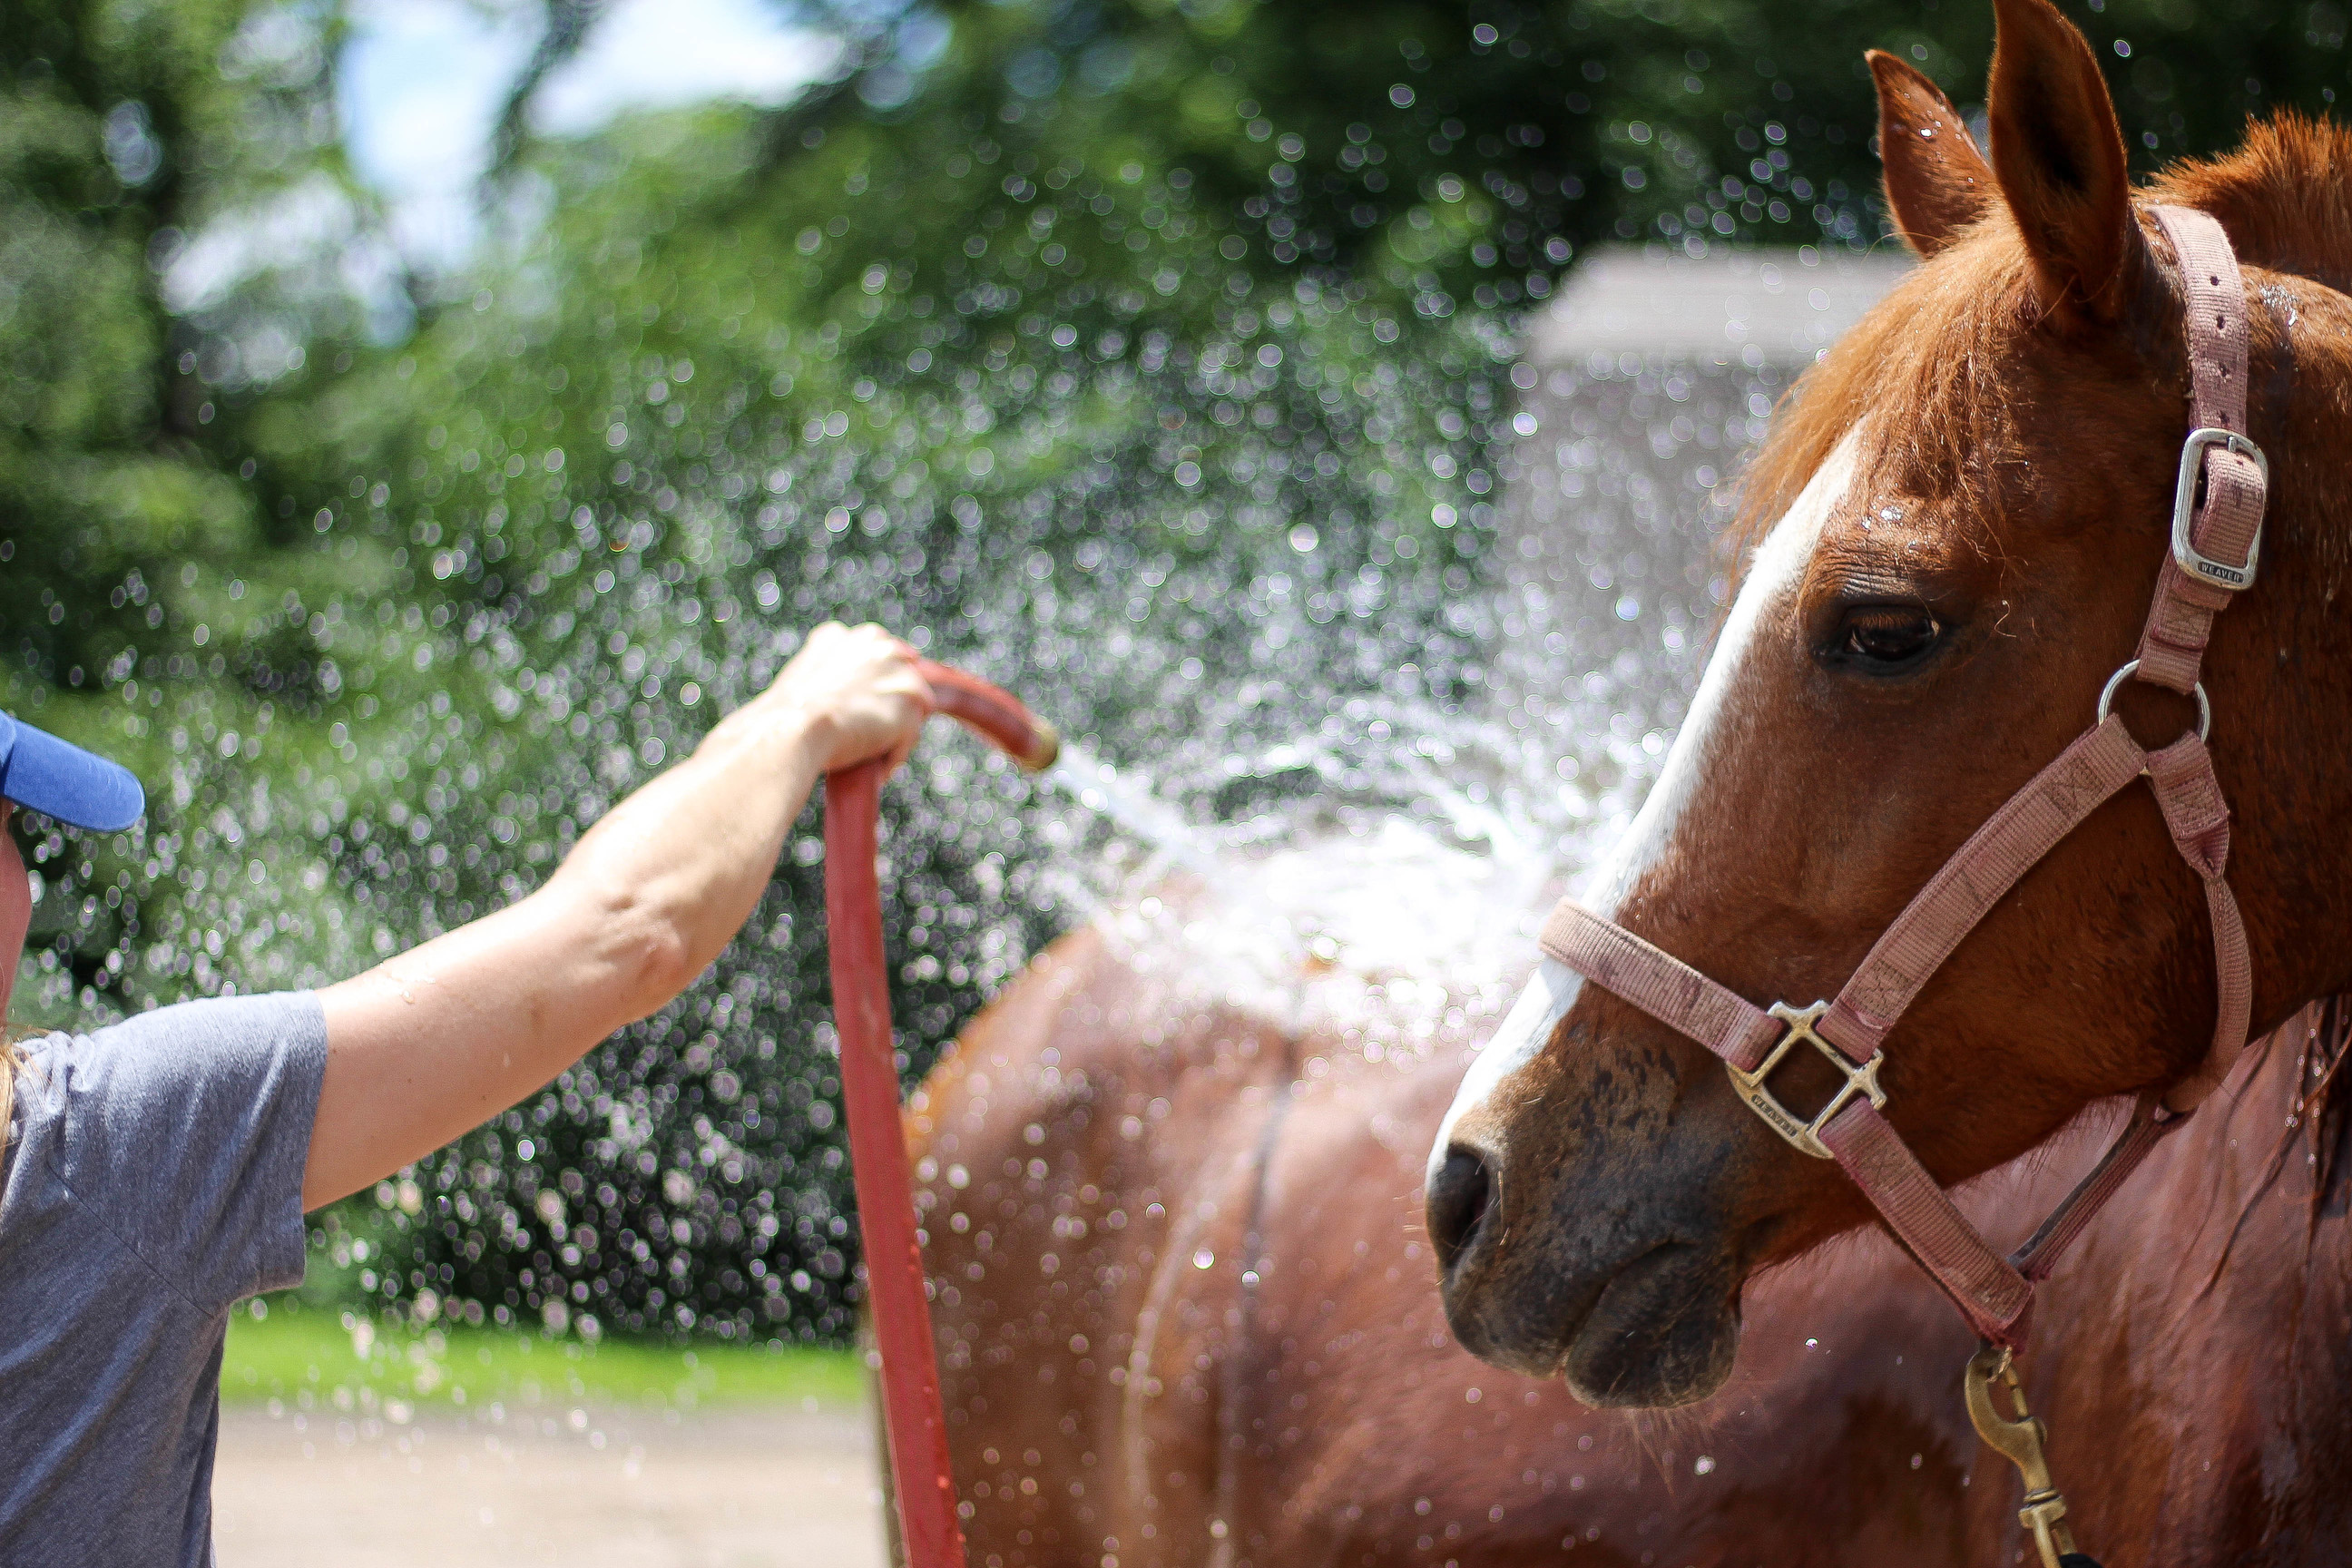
[220, 1305, 867, 1414]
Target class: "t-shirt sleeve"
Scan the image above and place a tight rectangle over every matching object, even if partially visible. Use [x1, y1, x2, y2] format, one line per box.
[32, 992, 328, 1314]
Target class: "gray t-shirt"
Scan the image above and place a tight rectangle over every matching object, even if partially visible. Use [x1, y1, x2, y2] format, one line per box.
[0, 993, 326, 1566]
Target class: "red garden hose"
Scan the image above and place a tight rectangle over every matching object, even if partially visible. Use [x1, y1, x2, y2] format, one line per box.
[824, 658, 1058, 1568]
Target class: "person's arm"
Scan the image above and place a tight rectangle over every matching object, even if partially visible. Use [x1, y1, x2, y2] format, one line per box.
[303, 622, 932, 1210]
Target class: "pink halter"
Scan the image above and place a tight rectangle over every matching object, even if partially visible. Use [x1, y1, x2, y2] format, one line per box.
[1538, 206, 2268, 1351]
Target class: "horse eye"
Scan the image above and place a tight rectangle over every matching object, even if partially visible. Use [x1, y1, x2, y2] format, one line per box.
[1836, 605, 1940, 666]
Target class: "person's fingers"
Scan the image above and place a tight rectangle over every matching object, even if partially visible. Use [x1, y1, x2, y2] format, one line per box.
[897, 660, 937, 716]
[750, 623, 942, 773]
[820, 702, 924, 776]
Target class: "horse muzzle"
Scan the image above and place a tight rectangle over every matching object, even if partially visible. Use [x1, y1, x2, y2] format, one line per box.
[1428, 1124, 1746, 1407]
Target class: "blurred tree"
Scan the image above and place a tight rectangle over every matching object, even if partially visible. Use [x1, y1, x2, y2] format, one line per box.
[526, 0, 2338, 295]
[0, 3, 430, 1009]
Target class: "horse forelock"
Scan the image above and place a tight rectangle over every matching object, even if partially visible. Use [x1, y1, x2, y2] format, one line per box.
[1723, 231, 2034, 589]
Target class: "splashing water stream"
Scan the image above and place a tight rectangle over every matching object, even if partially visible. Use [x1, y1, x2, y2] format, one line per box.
[1043, 739, 1226, 886]
[25, 224, 1895, 1344]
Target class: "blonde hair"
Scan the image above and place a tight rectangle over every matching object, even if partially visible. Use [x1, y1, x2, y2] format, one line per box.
[0, 1037, 19, 1158]
[1, 1029, 49, 1162]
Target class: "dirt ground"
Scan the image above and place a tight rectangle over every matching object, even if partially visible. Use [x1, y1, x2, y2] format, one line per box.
[212, 1399, 891, 1568]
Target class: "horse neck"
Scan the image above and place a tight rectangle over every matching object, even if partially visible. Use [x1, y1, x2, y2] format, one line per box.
[2214, 272, 2352, 1024]
[2134, 1001, 2352, 1407]
[2171, 1003, 2352, 1250]
[2036, 1004, 2352, 1529]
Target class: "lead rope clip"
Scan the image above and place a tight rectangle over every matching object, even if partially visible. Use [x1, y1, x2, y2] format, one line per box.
[1964, 1346, 2101, 1568]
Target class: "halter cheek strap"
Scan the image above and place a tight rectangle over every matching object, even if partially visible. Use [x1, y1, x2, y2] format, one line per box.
[1534, 206, 2267, 1351]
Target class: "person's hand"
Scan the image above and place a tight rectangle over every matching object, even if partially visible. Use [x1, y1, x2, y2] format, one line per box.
[754, 622, 934, 775]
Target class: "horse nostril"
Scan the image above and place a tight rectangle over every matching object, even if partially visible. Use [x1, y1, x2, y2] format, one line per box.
[1426, 1145, 1498, 1274]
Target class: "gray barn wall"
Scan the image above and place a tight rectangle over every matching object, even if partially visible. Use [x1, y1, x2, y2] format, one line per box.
[1489, 244, 1911, 844]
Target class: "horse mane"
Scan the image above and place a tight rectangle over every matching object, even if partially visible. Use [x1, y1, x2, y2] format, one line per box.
[1721, 112, 2352, 573]
[2148, 111, 2352, 298]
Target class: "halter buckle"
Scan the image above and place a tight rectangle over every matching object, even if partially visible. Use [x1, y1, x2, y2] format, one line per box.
[2171, 427, 2266, 591]
[1724, 1000, 1887, 1160]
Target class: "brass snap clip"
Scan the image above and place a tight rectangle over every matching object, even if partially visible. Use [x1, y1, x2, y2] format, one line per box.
[1964, 1345, 2101, 1568]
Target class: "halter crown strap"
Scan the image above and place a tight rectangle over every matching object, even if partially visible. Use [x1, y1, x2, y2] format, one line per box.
[1530, 204, 2269, 1351]
[2127, 205, 2263, 1115]
[2134, 206, 2267, 693]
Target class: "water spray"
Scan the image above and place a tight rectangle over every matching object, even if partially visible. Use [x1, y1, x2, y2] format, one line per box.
[824, 658, 1055, 1568]
[1043, 737, 1226, 882]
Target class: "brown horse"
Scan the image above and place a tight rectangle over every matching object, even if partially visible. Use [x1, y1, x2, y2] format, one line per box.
[1431, 0, 2352, 1558]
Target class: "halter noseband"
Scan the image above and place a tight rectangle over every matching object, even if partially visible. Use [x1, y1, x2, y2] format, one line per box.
[1536, 206, 2268, 1353]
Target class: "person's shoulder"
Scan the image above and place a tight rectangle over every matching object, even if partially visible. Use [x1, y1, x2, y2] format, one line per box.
[8, 991, 331, 1311]
[36, 989, 321, 1053]
[22, 992, 326, 1109]
[16, 991, 327, 1208]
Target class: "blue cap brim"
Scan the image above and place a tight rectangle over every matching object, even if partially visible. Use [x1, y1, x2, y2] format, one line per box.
[0, 713, 145, 832]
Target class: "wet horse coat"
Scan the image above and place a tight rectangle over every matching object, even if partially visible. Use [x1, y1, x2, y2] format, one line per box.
[907, 911, 1992, 1567]
[911, 898, 2352, 1566]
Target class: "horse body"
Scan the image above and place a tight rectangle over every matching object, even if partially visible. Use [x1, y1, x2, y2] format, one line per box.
[910, 897, 2043, 1566]
[2023, 1016, 2352, 1563]
[915, 902, 2352, 1566]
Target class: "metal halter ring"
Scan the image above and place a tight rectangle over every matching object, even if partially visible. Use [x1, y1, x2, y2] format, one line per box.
[2096, 659, 2211, 743]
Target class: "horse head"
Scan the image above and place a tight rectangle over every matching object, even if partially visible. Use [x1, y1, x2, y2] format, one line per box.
[1426, 0, 2352, 1409]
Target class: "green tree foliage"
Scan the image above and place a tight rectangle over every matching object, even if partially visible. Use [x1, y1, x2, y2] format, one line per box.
[0, 3, 420, 1005]
[5, 0, 2347, 1339]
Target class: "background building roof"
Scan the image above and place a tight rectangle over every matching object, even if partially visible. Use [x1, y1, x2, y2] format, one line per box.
[1530, 245, 1914, 366]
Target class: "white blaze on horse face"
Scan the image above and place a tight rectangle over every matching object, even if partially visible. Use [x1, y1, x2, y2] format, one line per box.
[1428, 427, 1863, 1181]
[1580, 425, 1861, 916]
[1428, 956, 1585, 1182]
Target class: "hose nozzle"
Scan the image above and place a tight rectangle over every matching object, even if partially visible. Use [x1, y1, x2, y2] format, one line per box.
[914, 659, 1059, 773]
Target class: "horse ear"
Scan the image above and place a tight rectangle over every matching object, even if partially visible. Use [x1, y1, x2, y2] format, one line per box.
[1985, 0, 2143, 319]
[1869, 52, 1993, 256]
